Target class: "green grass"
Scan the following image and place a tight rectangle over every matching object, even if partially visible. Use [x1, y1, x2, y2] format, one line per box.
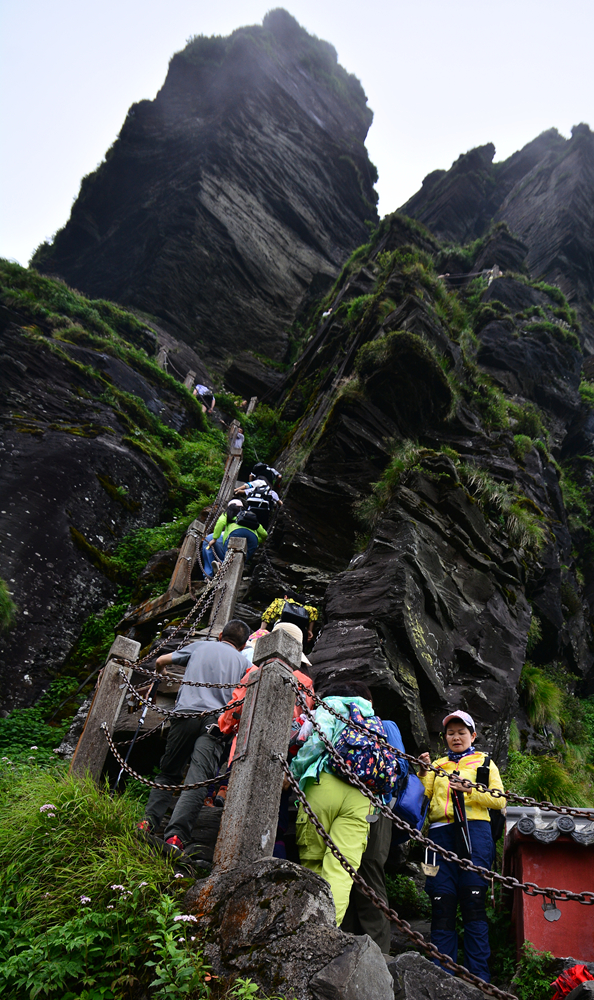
[519, 664, 563, 728]
[0, 679, 79, 763]
[0, 761, 304, 999]
[0, 579, 16, 632]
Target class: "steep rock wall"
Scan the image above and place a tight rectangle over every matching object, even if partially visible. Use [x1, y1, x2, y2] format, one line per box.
[0, 267, 221, 711]
[400, 125, 594, 348]
[32, 10, 378, 367]
[253, 216, 594, 752]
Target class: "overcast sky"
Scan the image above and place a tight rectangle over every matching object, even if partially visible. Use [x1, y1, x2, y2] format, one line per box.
[1, 0, 592, 265]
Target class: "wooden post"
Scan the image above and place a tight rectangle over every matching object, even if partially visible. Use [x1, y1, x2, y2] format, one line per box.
[156, 347, 168, 369]
[184, 370, 196, 389]
[227, 418, 241, 451]
[212, 628, 301, 872]
[168, 519, 205, 598]
[246, 396, 258, 416]
[208, 535, 247, 632]
[69, 635, 140, 781]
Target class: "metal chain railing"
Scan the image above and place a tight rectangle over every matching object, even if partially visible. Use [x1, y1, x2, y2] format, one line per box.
[290, 684, 594, 905]
[114, 721, 166, 746]
[295, 680, 594, 822]
[279, 758, 517, 1000]
[101, 725, 232, 791]
[113, 552, 236, 676]
[118, 669, 246, 720]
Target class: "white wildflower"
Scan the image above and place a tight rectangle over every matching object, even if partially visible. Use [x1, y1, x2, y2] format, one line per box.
[39, 804, 57, 813]
[173, 914, 198, 923]
[110, 884, 125, 890]
[80, 896, 91, 904]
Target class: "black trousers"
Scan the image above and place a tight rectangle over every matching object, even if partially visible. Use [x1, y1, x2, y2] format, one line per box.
[144, 712, 226, 845]
[341, 813, 392, 954]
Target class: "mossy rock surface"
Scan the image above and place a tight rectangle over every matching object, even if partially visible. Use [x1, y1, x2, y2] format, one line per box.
[355, 330, 452, 435]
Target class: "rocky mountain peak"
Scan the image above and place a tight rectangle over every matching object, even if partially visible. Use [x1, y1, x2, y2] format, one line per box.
[32, 10, 378, 368]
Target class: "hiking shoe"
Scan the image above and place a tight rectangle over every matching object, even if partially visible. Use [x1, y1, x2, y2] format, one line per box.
[165, 835, 184, 852]
[214, 787, 227, 807]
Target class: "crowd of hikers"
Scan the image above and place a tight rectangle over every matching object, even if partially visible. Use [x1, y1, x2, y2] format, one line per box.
[201, 463, 282, 578]
[137, 591, 505, 980]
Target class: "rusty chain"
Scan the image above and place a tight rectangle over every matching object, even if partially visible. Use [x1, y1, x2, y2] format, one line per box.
[296, 680, 594, 822]
[113, 721, 167, 746]
[279, 758, 517, 1000]
[291, 684, 594, 905]
[118, 669, 246, 719]
[129, 669, 250, 688]
[113, 550, 236, 677]
[101, 724, 232, 791]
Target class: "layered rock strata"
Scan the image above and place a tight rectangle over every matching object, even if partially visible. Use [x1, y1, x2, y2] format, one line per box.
[32, 10, 378, 367]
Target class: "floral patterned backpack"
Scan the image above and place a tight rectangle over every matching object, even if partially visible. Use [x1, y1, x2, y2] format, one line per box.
[329, 703, 400, 795]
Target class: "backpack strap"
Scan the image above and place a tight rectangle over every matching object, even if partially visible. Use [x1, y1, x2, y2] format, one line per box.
[475, 754, 491, 788]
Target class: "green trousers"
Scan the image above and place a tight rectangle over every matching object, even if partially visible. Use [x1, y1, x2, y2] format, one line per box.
[296, 771, 370, 925]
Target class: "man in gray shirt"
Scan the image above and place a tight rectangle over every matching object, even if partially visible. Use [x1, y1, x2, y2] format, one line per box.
[139, 619, 250, 851]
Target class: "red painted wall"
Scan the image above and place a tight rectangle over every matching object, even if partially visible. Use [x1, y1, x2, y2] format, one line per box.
[507, 835, 594, 960]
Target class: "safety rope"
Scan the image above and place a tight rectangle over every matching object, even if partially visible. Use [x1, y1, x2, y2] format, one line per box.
[291, 685, 594, 905]
[279, 759, 518, 1000]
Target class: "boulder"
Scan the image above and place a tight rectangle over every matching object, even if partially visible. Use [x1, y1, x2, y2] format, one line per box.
[224, 352, 284, 401]
[388, 951, 483, 999]
[185, 858, 392, 1000]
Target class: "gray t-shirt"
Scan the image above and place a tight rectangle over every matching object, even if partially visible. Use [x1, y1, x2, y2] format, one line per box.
[170, 640, 247, 714]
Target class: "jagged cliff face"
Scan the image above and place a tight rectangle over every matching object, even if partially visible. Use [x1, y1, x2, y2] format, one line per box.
[4, 10, 594, 772]
[0, 265, 226, 711]
[32, 10, 378, 368]
[400, 125, 594, 350]
[254, 209, 594, 754]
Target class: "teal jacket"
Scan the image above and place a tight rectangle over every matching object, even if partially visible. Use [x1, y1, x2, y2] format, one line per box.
[290, 695, 375, 791]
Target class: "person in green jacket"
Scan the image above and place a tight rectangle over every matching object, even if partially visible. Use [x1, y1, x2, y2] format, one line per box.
[291, 681, 374, 925]
[202, 500, 267, 578]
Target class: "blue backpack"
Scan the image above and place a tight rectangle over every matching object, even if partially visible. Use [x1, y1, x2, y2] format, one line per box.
[391, 769, 429, 845]
[329, 703, 400, 796]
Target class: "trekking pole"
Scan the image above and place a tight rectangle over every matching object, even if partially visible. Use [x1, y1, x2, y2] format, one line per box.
[111, 677, 161, 796]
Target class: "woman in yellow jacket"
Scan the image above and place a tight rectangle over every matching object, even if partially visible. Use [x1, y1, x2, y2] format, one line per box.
[418, 710, 505, 983]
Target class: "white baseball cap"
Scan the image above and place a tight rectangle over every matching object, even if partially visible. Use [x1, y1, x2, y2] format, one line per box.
[443, 710, 475, 731]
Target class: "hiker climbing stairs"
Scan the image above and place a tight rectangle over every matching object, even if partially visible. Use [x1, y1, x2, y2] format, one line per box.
[69, 420, 249, 782]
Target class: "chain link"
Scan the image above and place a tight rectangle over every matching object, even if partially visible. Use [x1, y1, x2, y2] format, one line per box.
[291, 684, 594, 905]
[101, 725, 231, 791]
[279, 759, 517, 1000]
[296, 680, 594, 822]
[113, 550, 236, 677]
[118, 669, 246, 720]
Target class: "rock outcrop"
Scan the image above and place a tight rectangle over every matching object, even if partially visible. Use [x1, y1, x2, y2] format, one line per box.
[400, 125, 594, 348]
[0, 269, 219, 710]
[388, 951, 483, 998]
[185, 859, 394, 1000]
[252, 213, 594, 752]
[32, 10, 378, 368]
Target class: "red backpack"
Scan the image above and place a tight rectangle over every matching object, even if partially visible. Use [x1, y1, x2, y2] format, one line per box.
[550, 964, 594, 999]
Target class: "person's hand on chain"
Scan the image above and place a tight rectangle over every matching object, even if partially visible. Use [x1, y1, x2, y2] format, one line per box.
[417, 751, 431, 777]
[449, 773, 473, 794]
